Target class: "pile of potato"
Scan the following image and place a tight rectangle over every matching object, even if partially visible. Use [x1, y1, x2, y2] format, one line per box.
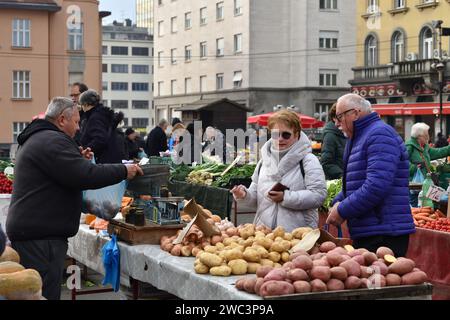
[193, 225, 313, 276]
[235, 243, 429, 297]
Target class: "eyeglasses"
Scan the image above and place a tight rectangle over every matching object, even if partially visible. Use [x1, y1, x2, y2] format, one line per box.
[271, 131, 293, 140]
[70, 93, 80, 98]
[335, 109, 356, 122]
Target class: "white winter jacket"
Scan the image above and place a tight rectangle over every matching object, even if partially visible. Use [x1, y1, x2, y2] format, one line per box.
[237, 132, 327, 232]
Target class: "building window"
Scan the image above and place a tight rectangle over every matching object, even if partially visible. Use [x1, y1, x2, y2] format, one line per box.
[111, 64, 128, 73]
[158, 0, 162, 5]
[132, 47, 149, 56]
[171, 16, 177, 33]
[158, 81, 163, 96]
[102, 64, 108, 73]
[200, 75, 207, 92]
[132, 100, 149, 109]
[12, 19, 30, 48]
[420, 27, 433, 59]
[111, 100, 128, 109]
[132, 118, 149, 128]
[200, 7, 207, 25]
[200, 42, 207, 58]
[132, 83, 149, 91]
[319, 31, 339, 49]
[315, 103, 333, 122]
[123, 118, 129, 126]
[394, 0, 405, 9]
[233, 71, 242, 88]
[185, 45, 192, 62]
[185, 77, 192, 94]
[111, 46, 128, 55]
[319, 70, 338, 87]
[216, 38, 224, 56]
[185, 12, 192, 29]
[158, 51, 164, 67]
[102, 81, 108, 91]
[68, 24, 83, 50]
[171, 48, 177, 64]
[234, 0, 242, 15]
[132, 65, 149, 74]
[234, 34, 242, 53]
[158, 20, 164, 36]
[319, 0, 338, 9]
[171, 80, 176, 95]
[216, 2, 224, 20]
[111, 82, 128, 91]
[12, 71, 31, 99]
[102, 45, 108, 55]
[12, 122, 29, 143]
[367, 0, 379, 13]
[365, 34, 378, 66]
[216, 73, 224, 90]
[392, 31, 405, 62]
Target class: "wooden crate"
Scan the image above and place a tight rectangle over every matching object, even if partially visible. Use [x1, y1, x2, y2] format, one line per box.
[108, 219, 184, 245]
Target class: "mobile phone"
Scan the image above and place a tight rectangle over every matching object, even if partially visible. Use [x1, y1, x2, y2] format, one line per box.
[270, 183, 289, 192]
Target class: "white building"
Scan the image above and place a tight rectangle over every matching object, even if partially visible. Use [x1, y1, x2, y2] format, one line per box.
[153, 0, 356, 124]
[102, 20, 154, 134]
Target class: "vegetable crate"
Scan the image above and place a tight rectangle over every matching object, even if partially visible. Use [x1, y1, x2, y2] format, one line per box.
[151, 197, 184, 225]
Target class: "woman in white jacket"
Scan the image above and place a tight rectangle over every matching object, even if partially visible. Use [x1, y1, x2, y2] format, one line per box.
[231, 110, 327, 232]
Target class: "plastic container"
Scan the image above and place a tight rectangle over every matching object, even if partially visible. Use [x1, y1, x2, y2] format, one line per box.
[127, 164, 170, 197]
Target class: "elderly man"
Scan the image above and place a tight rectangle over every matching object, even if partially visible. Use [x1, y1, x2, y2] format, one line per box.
[146, 119, 169, 157]
[6, 97, 142, 300]
[326, 94, 414, 257]
[70, 82, 88, 105]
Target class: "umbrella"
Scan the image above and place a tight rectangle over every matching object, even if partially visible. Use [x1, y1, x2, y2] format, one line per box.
[247, 112, 325, 128]
[32, 112, 45, 120]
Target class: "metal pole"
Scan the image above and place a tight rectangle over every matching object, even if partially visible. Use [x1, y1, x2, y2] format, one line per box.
[440, 72, 444, 135]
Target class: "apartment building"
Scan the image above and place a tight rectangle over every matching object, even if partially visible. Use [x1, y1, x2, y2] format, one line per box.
[136, 0, 154, 35]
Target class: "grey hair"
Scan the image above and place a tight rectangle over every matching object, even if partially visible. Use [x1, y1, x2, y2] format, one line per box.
[79, 89, 101, 107]
[338, 93, 373, 113]
[159, 118, 168, 126]
[411, 123, 430, 138]
[45, 97, 76, 120]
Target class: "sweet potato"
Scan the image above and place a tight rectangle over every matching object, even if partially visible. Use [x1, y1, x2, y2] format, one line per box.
[235, 278, 246, 290]
[293, 281, 311, 293]
[401, 271, 428, 285]
[254, 278, 265, 295]
[256, 266, 274, 278]
[344, 276, 362, 290]
[310, 266, 331, 282]
[319, 241, 337, 253]
[281, 261, 295, 271]
[243, 277, 258, 293]
[326, 252, 346, 267]
[313, 258, 330, 268]
[339, 259, 361, 277]
[330, 266, 348, 281]
[327, 279, 345, 291]
[259, 280, 294, 297]
[310, 279, 327, 292]
[287, 268, 309, 282]
[360, 266, 374, 278]
[376, 247, 394, 259]
[351, 255, 366, 266]
[371, 261, 388, 276]
[388, 258, 415, 276]
[292, 256, 313, 271]
[384, 254, 397, 265]
[309, 245, 320, 255]
[264, 269, 287, 282]
[348, 248, 367, 258]
[386, 273, 402, 286]
[289, 250, 309, 261]
[362, 252, 378, 266]
[247, 263, 262, 274]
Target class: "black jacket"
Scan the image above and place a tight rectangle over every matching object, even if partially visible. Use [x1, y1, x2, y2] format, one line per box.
[126, 138, 140, 160]
[320, 121, 347, 180]
[80, 104, 125, 164]
[146, 126, 167, 156]
[0, 226, 5, 256]
[6, 120, 127, 241]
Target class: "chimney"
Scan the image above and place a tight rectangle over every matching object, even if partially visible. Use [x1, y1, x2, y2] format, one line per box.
[125, 19, 132, 27]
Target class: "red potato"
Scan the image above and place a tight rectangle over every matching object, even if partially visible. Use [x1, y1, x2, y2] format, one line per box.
[211, 235, 223, 245]
[360, 266, 374, 279]
[310, 279, 327, 292]
[328, 247, 348, 256]
[360, 278, 369, 289]
[254, 278, 265, 295]
[351, 255, 366, 266]
[243, 277, 258, 294]
[341, 255, 351, 261]
[281, 262, 295, 271]
[327, 279, 345, 291]
[344, 276, 362, 290]
[289, 250, 309, 261]
[226, 227, 239, 237]
[309, 246, 320, 255]
[340, 259, 361, 277]
[235, 278, 246, 290]
[388, 258, 415, 276]
[263, 269, 287, 282]
[292, 256, 313, 271]
[401, 271, 428, 285]
[348, 249, 367, 257]
[371, 261, 389, 276]
[170, 244, 182, 256]
[376, 247, 394, 259]
[310, 266, 331, 282]
[313, 258, 330, 268]
[325, 252, 346, 267]
[367, 274, 386, 288]
[362, 252, 378, 266]
[330, 267, 348, 281]
[256, 266, 274, 278]
[293, 281, 311, 293]
[386, 273, 402, 286]
[259, 280, 295, 297]
[319, 241, 337, 253]
[287, 269, 309, 282]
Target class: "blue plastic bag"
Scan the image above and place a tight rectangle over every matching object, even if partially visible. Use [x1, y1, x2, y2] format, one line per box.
[412, 167, 425, 184]
[102, 234, 120, 292]
[138, 150, 148, 159]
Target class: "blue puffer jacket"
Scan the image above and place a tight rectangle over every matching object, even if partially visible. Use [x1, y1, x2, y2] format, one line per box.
[332, 112, 415, 239]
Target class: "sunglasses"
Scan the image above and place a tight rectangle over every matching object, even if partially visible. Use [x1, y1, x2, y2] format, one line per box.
[271, 131, 293, 140]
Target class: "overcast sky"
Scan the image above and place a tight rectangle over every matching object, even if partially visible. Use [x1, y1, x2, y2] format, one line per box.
[99, 0, 136, 25]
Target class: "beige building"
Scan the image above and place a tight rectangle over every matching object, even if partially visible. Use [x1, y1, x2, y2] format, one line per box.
[0, 0, 106, 156]
[136, 0, 153, 35]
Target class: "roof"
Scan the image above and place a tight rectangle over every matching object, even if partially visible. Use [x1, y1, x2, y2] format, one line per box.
[176, 98, 251, 112]
[0, 0, 60, 11]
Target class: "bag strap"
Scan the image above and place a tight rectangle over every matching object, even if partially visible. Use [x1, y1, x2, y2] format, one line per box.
[419, 152, 432, 174]
[323, 223, 343, 238]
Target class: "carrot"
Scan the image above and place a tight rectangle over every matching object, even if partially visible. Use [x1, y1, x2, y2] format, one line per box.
[417, 212, 430, 217]
[435, 210, 446, 219]
[411, 208, 421, 214]
[421, 206, 432, 210]
[416, 216, 435, 222]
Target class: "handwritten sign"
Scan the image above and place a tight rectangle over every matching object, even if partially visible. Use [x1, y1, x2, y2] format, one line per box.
[172, 214, 197, 245]
[425, 185, 446, 202]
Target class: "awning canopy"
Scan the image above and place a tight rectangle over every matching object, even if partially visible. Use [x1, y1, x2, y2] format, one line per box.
[247, 112, 325, 128]
[373, 103, 450, 116]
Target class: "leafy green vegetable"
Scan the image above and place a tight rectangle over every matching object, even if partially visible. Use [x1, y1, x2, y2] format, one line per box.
[322, 179, 342, 210]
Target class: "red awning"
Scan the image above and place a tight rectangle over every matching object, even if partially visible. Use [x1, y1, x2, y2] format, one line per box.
[247, 112, 325, 128]
[373, 103, 450, 116]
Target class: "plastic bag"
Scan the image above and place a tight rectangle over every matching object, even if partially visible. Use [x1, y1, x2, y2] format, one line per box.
[102, 235, 120, 292]
[412, 168, 425, 184]
[138, 150, 148, 160]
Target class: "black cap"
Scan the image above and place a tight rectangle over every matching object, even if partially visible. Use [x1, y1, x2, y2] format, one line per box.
[172, 117, 182, 127]
[125, 128, 135, 136]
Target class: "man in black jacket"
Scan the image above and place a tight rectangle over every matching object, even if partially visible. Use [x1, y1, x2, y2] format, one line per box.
[125, 128, 140, 160]
[0, 226, 5, 256]
[146, 119, 168, 156]
[6, 97, 142, 300]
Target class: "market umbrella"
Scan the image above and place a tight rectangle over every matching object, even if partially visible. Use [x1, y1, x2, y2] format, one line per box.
[247, 112, 325, 128]
[32, 112, 45, 120]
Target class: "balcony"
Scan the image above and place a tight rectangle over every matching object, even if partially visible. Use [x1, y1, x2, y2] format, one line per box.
[390, 59, 439, 80]
[350, 65, 393, 85]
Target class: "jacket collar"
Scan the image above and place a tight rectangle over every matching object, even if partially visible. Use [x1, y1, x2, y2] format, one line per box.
[407, 136, 426, 153]
[354, 112, 380, 132]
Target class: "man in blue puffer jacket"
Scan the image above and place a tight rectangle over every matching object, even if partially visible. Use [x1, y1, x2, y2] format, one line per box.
[326, 94, 415, 257]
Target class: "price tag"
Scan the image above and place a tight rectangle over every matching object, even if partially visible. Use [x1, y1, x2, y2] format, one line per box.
[425, 185, 446, 202]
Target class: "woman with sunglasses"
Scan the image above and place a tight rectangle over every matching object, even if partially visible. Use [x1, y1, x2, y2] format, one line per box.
[231, 110, 327, 232]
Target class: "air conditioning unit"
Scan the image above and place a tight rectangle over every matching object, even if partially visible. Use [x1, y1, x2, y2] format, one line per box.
[433, 49, 441, 59]
[406, 52, 418, 61]
[442, 51, 449, 61]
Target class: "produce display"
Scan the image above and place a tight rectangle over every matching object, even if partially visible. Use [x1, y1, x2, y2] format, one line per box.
[0, 246, 43, 300]
[322, 179, 342, 210]
[235, 244, 429, 297]
[0, 173, 13, 194]
[411, 207, 450, 232]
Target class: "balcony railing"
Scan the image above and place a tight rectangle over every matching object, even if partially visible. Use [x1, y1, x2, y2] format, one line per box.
[351, 65, 393, 83]
[391, 59, 439, 79]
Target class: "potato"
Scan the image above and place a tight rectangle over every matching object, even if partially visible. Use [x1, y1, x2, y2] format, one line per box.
[401, 271, 428, 285]
[256, 266, 274, 278]
[223, 238, 234, 246]
[291, 227, 312, 239]
[330, 266, 348, 281]
[201, 241, 211, 249]
[254, 277, 265, 295]
[266, 233, 275, 240]
[259, 280, 295, 297]
[360, 278, 369, 289]
[191, 247, 202, 257]
[281, 252, 290, 263]
[170, 244, 182, 256]
[199, 252, 223, 267]
[310, 266, 331, 282]
[216, 243, 225, 251]
[344, 276, 362, 289]
[284, 233, 293, 241]
[209, 266, 232, 276]
[367, 274, 386, 288]
[311, 253, 326, 261]
[360, 266, 374, 279]
[256, 224, 272, 234]
[242, 238, 255, 248]
[282, 261, 295, 270]
[273, 226, 285, 239]
[328, 247, 348, 256]
[340, 260, 361, 277]
[287, 268, 309, 282]
[260, 259, 275, 267]
[268, 251, 281, 263]
[388, 258, 415, 276]
[204, 245, 218, 254]
[226, 227, 239, 237]
[194, 262, 209, 274]
[310, 279, 327, 292]
[386, 273, 402, 286]
[239, 225, 256, 240]
[243, 277, 258, 293]
[290, 239, 301, 247]
[253, 246, 269, 259]
[384, 254, 397, 265]
[181, 246, 192, 257]
[292, 256, 313, 271]
[319, 241, 337, 253]
[273, 263, 283, 269]
[289, 251, 307, 261]
[211, 235, 223, 245]
[376, 246, 394, 259]
[243, 248, 261, 262]
[327, 279, 345, 291]
[254, 231, 266, 239]
[255, 237, 273, 250]
[263, 269, 287, 282]
[228, 259, 248, 275]
[324, 252, 344, 267]
[313, 259, 330, 268]
[351, 255, 365, 266]
[247, 263, 262, 274]
[362, 252, 378, 266]
[371, 261, 389, 276]
[348, 249, 365, 258]
[270, 242, 285, 253]
[293, 281, 311, 293]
